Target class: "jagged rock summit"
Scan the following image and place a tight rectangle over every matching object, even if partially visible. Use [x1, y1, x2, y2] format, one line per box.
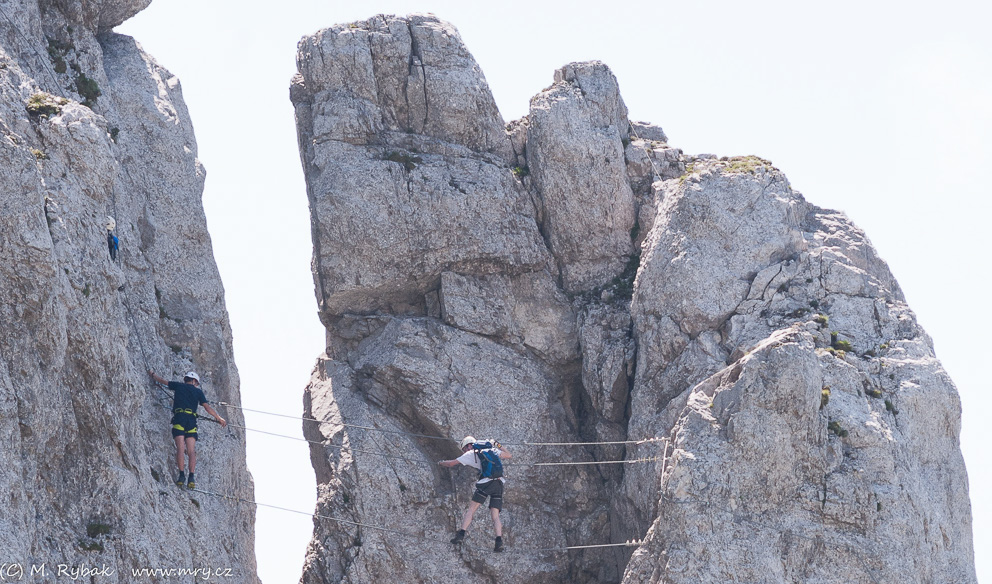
[292, 13, 976, 584]
[1, 1, 258, 581]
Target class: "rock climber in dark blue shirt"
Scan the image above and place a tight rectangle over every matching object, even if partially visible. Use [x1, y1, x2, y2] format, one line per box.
[148, 370, 226, 489]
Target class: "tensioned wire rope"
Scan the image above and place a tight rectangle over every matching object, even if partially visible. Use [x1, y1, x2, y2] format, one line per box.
[626, 121, 668, 183]
[216, 401, 665, 448]
[104, 114, 657, 556]
[192, 425, 878, 573]
[187, 399, 657, 555]
[213, 416, 664, 467]
[0, 3, 69, 99]
[188, 486, 643, 555]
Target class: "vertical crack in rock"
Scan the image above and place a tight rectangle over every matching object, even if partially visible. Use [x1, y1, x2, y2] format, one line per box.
[406, 20, 429, 133]
[293, 12, 976, 584]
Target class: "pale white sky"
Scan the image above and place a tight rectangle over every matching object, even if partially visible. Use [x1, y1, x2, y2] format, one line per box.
[119, 1, 990, 582]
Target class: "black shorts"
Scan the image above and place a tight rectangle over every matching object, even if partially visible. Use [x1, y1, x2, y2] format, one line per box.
[471, 479, 504, 510]
[171, 413, 198, 439]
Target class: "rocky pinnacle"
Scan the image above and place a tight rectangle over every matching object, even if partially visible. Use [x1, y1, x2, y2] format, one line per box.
[291, 13, 975, 584]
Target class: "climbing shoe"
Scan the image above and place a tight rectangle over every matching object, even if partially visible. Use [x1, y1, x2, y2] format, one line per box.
[186, 473, 195, 490]
[494, 536, 504, 552]
[450, 529, 466, 544]
[175, 471, 186, 487]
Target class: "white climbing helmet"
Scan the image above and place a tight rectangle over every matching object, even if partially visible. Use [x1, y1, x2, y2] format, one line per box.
[184, 371, 201, 383]
[459, 436, 476, 450]
[106, 216, 116, 230]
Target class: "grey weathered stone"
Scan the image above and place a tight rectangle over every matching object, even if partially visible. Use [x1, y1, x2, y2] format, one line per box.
[299, 318, 608, 583]
[294, 13, 512, 159]
[622, 326, 975, 584]
[295, 13, 976, 584]
[292, 14, 548, 319]
[619, 157, 974, 582]
[439, 271, 578, 363]
[577, 303, 635, 465]
[294, 15, 626, 584]
[633, 157, 807, 339]
[54, 0, 152, 32]
[624, 141, 685, 248]
[0, 2, 258, 581]
[629, 120, 667, 143]
[526, 61, 636, 293]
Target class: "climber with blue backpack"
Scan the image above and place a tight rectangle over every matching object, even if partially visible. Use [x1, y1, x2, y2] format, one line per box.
[106, 216, 119, 261]
[438, 436, 512, 552]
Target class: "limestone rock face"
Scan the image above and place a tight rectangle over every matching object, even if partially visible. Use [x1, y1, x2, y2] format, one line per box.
[294, 13, 976, 584]
[623, 324, 973, 584]
[619, 157, 974, 582]
[292, 14, 544, 318]
[0, 2, 258, 581]
[527, 61, 636, 293]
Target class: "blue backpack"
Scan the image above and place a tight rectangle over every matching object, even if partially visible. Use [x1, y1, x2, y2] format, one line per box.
[472, 441, 503, 480]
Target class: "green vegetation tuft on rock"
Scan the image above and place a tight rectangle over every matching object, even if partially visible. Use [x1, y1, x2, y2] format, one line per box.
[721, 155, 772, 174]
[75, 73, 101, 107]
[86, 521, 111, 538]
[383, 150, 422, 171]
[827, 420, 849, 438]
[27, 92, 65, 117]
[46, 37, 73, 74]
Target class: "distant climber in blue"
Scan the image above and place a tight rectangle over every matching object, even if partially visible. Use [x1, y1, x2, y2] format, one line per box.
[106, 216, 118, 261]
[148, 369, 226, 489]
[439, 436, 512, 552]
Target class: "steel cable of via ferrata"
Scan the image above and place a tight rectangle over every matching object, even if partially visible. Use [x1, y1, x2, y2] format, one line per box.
[626, 121, 666, 184]
[228, 421, 430, 463]
[191, 487, 432, 539]
[215, 418, 664, 467]
[216, 401, 665, 447]
[189, 487, 643, 554]
[0, 4, 68, 99]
